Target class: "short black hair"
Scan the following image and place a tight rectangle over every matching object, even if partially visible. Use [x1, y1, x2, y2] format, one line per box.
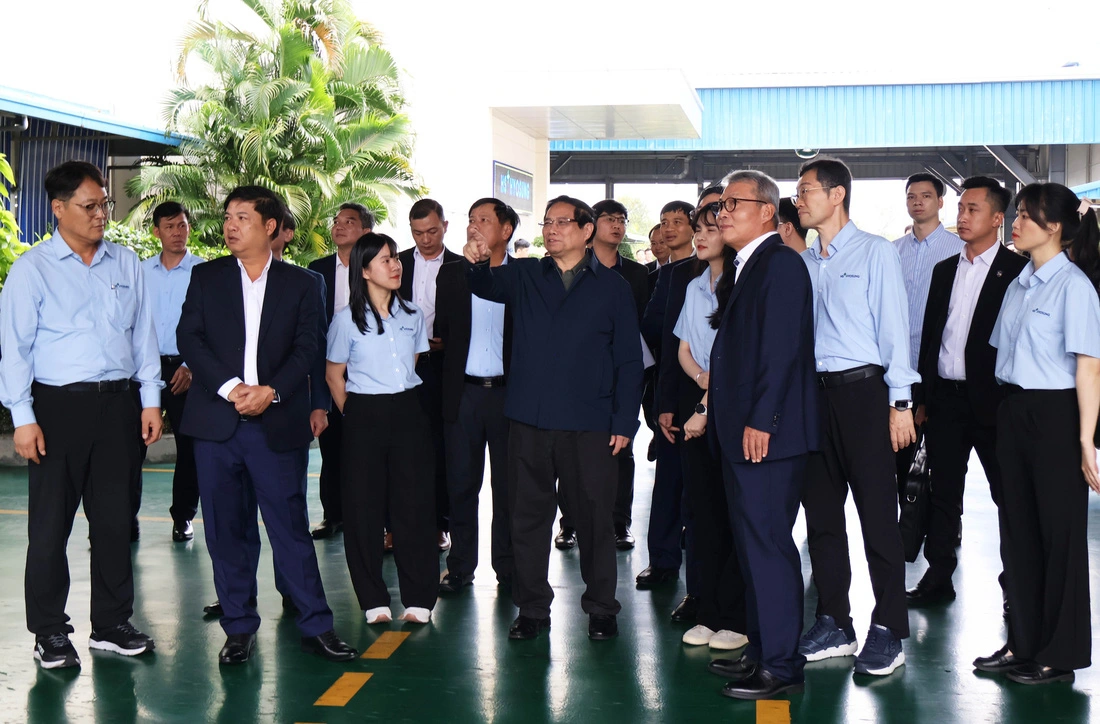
[648, 224, 661, 240]
[44, 160, 106, 202]
[223, 186, 286, 240]
[152, 201, 190, 226]
[798, 156, 853, 213]
[468, 197, 519, 242]
[592, 199, 628, 219]
[906, 173, 945, 198]
[282, 207, 297, 233]
[960, 176, 1011, 215]
[698, 184, 724, 202]
[513, 238, 531, 249]
[545, 195, 596, 243]
[777, 198, 807, 239]
[410, 198, 445, 223]
[660, 200, 695, 219]
[337, 202, 374, 229]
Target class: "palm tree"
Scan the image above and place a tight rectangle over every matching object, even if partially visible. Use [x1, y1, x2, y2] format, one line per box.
[126, 0, 422, 257]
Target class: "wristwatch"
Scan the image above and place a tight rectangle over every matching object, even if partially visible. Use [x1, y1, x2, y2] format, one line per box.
[695, 403, 707, 416]
[893, 399, 913, 411]
[271, 387, 281, 404]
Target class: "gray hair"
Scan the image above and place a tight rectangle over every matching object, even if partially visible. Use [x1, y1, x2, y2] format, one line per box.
[722, 169, 781, 210]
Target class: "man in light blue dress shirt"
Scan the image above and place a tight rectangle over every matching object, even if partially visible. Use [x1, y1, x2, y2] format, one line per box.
[0, 161, 163, 669]
[795, 157, 918, 677]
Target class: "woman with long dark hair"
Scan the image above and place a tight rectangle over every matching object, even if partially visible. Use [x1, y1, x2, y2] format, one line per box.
[326, 233, 438, 625]
[975, 184, 1100, 684]
[672, 204, 748, 651]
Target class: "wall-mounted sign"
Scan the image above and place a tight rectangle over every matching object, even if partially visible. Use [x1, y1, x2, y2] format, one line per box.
[493, 161, 534, 214]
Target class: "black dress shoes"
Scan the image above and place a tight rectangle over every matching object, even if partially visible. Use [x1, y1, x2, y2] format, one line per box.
[589, 614, 618, 640]
[973, 644, 1026, 672]
[670, 594, 699, 622]
[439, 572, 474, 593]
[172, 520, 194, 542]
[1006, 662, 1075, 684]
[709, 654, 758, 681]
[614, 524, 635, 550]
[219, 633, 256, 664]
[204, 597, 259, 618]
[554, 526, 578, 550]
[311, 519, 342, 539]
[905, 580, 956, 607]
[301, 630, 358, 662]
[635, 566, 678, 589]
[722, 668, 804, 700]
[509, 615, 551, 640]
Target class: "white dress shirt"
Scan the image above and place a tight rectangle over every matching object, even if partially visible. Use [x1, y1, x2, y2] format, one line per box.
[334, 254, 351, 315]
[412, 247, 445, 337]
[937, 242, 1000, 381]
[733, 232, 774, 282]
[217, 254, 273, 399]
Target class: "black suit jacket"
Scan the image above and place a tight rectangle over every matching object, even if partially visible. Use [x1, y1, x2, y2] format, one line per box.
[177, 256, 322, 452]
[916, 244, 1027, 426]
[307, 253, 340, 325]
[399, 247, 463, 303]
[645, 260, 659, 274]
[658, 260, 705, 417]
[434, 257, 515, 422]
[614, 256, 651, 322]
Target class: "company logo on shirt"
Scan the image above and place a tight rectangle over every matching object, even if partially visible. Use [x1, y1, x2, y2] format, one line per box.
[840, 273, 861, 279]
[1031, 308, 1051, 317]
[399, 325, 415, 332]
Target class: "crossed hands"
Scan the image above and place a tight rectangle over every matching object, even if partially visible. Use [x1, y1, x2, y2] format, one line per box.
[229, 384, 275, 417]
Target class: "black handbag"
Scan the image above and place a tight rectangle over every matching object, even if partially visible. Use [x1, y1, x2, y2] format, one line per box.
[898, 428, 931, 563]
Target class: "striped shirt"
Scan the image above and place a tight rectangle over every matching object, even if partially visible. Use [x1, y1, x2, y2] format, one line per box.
[893, 223, 964, 370]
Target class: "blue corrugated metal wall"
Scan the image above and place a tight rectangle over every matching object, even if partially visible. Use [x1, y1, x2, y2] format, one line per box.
[550, 80, 1100, 151]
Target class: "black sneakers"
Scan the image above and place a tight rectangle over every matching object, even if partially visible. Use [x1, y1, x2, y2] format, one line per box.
[34, 632, 81, 669]
[88, 621, 155, 656]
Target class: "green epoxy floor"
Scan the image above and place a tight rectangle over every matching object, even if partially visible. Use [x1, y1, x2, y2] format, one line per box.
[1, 439, 1098, 723]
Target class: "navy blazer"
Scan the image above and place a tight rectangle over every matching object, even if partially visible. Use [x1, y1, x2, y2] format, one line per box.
[709, 235, 820, 462]
[307, 253, 339, 326]
[466, 251, 643, 438]
[657, 260, 704, 418]
[641, 256, 695, 358]
[177, 256, 322, 452]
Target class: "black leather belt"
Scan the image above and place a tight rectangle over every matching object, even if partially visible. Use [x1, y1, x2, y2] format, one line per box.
[239, 414, 263, 422]
[161, 354, 183, 365]
[1003, 384, 1025, 396]
[817, 364, 885, 389]
[942, 379, 968, 393]
[464, 374, 505, 388]
[47, 379, 131, 393]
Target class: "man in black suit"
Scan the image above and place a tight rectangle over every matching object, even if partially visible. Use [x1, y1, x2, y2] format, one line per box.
[435, 198, 518, 593]
[907, 176, 1027, 607]
[644, 223, 668, 276]
[400, 199, 463, 551]
[306, 203, 373, 539]
[178, 186, 356, 665]
[707, 170, 819, 699]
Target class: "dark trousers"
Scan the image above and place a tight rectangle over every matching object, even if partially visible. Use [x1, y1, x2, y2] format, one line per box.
[560, 451, 633, 529]
[416, 354, 449, 531]
[342, 390, 438, 610]
[997, 389, 1091, 671]
[509, 422, 620, 619]
[162, 356, 199, 523]
[195, 422, 333, 637]
[923, 383, 1003, 586]
[803, 374, 909, 638]
[647, 431, 684, 570]
[723, 453, 808, 684]
[680, 407, 746, 633]
[130, 386, 147, 523]
[26, 383, 141, 635]
[444, 383, 512, 581]
[316, 408, 344, 524]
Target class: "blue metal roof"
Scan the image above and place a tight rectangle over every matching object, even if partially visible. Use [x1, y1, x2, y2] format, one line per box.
[1072, 179, 1100, 197]
[550, 80, 1100, 151]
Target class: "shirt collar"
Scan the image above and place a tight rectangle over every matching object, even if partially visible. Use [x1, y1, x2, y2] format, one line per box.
[735, 232, 774, 267]
[50, 231, 111, 263]
[960, 242, 1000, 267]
[413, 247, 445, 264]
[237, 253, 273, 281]
[152, 250, 197, 270]
[336, 254, 349, 270]
[909, 223, 946, 244]
[1017, 250, 1070, 288]
[809, 220, 857, 259]
[542, 249, 600, 277]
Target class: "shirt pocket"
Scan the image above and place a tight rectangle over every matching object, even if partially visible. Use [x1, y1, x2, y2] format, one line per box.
[108, 283, 138, 329]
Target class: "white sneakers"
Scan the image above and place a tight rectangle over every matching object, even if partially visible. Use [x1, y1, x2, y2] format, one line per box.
[365, 606, 432, 624]
[365, 607, 393, 624]
[682, 625, 749, 650]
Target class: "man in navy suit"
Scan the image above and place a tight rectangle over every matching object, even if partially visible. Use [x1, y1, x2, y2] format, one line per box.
[178, 186, 356, 665]
[706, 170, 820, 699]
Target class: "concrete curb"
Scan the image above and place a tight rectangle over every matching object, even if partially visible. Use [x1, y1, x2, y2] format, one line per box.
[0, 433, 180, 467]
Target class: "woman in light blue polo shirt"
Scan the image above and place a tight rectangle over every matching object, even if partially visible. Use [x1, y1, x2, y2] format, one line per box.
[326, 233, 437, 625]
[977, 183, 1100, 685]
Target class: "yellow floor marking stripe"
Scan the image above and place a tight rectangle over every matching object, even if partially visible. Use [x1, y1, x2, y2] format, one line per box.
[757, 700, 791, 724]
[314, 672, 372, 707]
[0, 509, 28, 515]
[361, 631, 410, 659]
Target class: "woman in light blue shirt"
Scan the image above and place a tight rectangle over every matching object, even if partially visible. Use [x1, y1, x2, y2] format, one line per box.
[977, 183, 1100, 685]
[326, 233, 437, 625]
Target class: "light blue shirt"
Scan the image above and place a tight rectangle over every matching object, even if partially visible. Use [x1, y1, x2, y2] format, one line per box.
[802, 220, 920, 401]
[327, 303, 429, 395]
[465, 256, 507, 377]
[893, 224, 964, 369]
[990, 252, 1100, 389]
[673, 267, 719, 372]
[0, 233, 163, 427]
[142, 251, 201, 356]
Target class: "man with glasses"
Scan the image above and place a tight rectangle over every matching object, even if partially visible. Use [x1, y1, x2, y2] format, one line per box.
[777, 198, 809, 252]
[795, 157, 917, 677]
[463, 195, 642, 641]
[307, 203, 374, 539]
[0, 160, 164, 669]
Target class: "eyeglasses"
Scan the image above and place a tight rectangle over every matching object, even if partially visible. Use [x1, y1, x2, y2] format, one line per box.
[71, 199, 114, 217]
[791, 186, 833, 203]
[597, 214, 627, 225]
[538, 217, 577, 229]
[715, 197, 768, 213]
